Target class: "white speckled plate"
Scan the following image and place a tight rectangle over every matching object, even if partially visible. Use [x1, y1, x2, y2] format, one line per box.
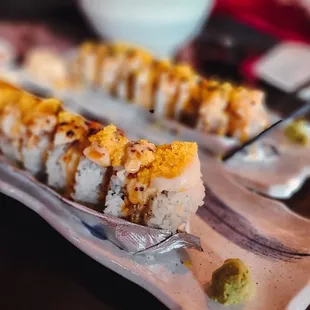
[1, 154, 309, 310]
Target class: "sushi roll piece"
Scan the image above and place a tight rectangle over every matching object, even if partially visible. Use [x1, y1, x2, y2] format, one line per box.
[24, 48, 70, 89]
[134, 59, 170, 110]
[196, 82, 232, 136]
[153, 64, 194, 120]
[105, 140, 204, 232]
[73, 124, 128, 208]
[98, 42, 130, 95]
[46, 111, 103, 198]
[115, 47, 153, 102]
[172, 75, 203, 125]
[0, 89, 38, 161]
[73, 41, 99, 87]
[21, 98, 62, 176]
[227, 87, 269, 141]
[93, 44, 109, 87]
[83, 126, 204, 231]
[46, 111, 89, 192]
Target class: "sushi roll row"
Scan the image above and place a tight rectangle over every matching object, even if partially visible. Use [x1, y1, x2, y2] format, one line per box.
[72, 41, 270, 142]
[0, 81, 204, 232]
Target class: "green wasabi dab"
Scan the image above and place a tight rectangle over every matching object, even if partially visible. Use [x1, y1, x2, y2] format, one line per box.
[207, 258, 255, 306]
[284, 120, 309, 146]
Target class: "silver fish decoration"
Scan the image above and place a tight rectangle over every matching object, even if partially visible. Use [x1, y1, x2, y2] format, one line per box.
[0, 156, 202, 255]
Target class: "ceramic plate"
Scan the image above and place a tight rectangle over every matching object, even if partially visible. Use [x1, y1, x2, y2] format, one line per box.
[1, 154, 309, 310]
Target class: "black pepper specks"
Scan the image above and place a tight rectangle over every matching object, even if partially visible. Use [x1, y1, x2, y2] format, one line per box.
[88, 128, 99, 136]
[66, 130, 74, 137]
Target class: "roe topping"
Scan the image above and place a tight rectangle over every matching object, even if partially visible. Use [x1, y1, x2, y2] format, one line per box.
[137, 141, 198, 184]
[88, 124, 129, 166]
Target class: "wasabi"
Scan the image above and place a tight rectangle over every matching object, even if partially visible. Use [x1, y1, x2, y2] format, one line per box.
[207, 258, 255, 306]
[284, 120, 310, 146]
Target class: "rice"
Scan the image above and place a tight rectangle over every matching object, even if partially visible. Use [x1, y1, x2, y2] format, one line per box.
[0, 136, 20, 161]
[1, 112, 16, 136]
[104, 169, 126, 217]
[46, 145, 67, 190]
[21, 136, 50, 176]
[72, 157, 109, 205]
[117, 81, 127, 101]
[148, 182, 205, 232]
[104, 168, 205, 232]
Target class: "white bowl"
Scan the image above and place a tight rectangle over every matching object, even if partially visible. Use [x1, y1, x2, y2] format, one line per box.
[79, 0, 214, 57]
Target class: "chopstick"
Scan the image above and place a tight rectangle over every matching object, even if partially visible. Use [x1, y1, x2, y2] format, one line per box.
[221, 101, 310, 162]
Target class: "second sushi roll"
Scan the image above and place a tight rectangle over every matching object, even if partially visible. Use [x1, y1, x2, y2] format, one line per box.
[70, 41, 270, 143]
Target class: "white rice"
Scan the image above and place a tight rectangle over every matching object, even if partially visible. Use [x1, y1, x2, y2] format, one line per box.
[0, 136, 20, 161]
[148, 181, 205, 232]
[46, 145, 67, 190]
[21, 136, 50, 176]
[104, 168, 205, 232]
[1, 113, 15, 136]
[154, 88, 168, 118]
[104, 169, 126, 217]
[72, 157, 108, 205]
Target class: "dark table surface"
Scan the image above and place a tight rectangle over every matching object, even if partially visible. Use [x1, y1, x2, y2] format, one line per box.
[0, 5, 310, 310]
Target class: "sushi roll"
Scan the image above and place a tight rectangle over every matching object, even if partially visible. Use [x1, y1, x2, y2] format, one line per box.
[0, 80, 205, 231]
[115, 47, 153, 102]
[84, 126, 204, 232]
[227, 87, 269, 141]
[0, 88, 38, 161]
[21, 98, 62, 176]
[70, 41, 270, 142]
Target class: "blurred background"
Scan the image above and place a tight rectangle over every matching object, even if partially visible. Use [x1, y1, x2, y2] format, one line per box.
[0, 0, 309, 107]
[0, 1, 310, 309]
